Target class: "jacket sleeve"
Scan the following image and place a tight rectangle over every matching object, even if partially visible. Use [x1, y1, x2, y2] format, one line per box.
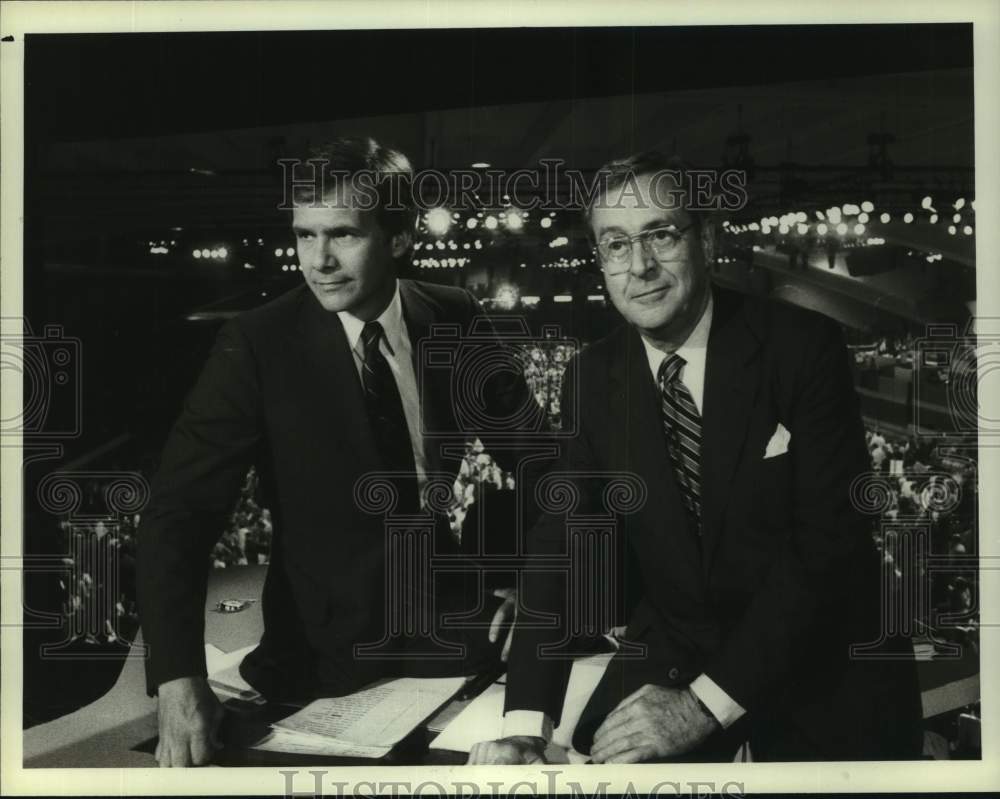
[136, 319, 263, 695]
[503, 355, 591, 722]
[703, 318, 873, 712]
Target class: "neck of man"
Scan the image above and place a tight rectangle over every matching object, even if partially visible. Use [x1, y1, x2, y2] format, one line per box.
[354, 273, 399, 322]
[641, 282, 711, 354]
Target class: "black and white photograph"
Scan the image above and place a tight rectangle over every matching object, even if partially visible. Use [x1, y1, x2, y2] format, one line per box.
[1, 1, 997, 795]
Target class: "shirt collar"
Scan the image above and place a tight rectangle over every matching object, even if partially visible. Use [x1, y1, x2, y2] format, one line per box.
[337, 281, 406, 357]
[640, 290, 714, 379]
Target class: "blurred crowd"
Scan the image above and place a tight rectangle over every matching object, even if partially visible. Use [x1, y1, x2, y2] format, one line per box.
[864, 427, 978, 650]
[516, 341, 576, 430]
[210, 467, 272, 568]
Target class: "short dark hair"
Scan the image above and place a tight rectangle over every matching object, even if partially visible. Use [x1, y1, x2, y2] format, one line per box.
[583, 150, 705, 234]
[290, 136, 417, 240]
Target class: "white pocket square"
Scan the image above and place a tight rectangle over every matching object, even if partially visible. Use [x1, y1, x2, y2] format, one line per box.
[764, 422, 791, 459]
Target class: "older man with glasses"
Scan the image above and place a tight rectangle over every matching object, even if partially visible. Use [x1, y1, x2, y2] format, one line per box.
[469, 150, 921, 765]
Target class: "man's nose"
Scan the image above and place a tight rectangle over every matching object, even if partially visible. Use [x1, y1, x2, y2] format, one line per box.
[309, 240, 338, 270]
[628, 238, 657, 277]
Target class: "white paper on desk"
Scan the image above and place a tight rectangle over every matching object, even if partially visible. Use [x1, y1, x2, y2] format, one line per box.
[205, 643, 257, 675]
[251, 729, 392, 759]
[204, 644, 261, 701]
[428, 682, 505, 752]
[428, 652, 613, 753]
[274, 676, 465, 748]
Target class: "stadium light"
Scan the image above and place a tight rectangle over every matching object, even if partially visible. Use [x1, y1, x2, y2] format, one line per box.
[495, 284, 519, 310]
[426, 207, 452, 237]
[504, 209, 524, 231]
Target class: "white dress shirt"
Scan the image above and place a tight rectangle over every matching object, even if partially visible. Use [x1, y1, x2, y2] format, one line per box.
[502, 291, 746, 742]
[337, 282, 429, 500]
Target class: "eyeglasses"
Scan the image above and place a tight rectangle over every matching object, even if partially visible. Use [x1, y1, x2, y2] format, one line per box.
[596, 223, 696, 275]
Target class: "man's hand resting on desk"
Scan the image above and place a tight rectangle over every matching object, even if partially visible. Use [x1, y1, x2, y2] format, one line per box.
[155, 676, 224, 767]
[590, 685, 719, 764]
[467, 736, 547, 764]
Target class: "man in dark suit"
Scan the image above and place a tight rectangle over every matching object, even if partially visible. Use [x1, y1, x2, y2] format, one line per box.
[137, 137, 545, 766]
[469, 151, 921, 764]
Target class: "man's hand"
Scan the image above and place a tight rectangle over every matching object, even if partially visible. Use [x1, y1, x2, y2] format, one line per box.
[590, 685, 719, 764]
[488, 587, 517, 662]
[154, 675, 224, 767]
[467, 735, 547, 764]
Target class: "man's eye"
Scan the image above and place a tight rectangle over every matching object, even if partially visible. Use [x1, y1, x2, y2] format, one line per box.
[333, 233, 359, 243]
[297, 232, 314, 241]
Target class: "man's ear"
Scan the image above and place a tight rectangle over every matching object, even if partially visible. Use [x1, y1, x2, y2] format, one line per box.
[699, 216, 719, 265]
[390, 230, 413, 259]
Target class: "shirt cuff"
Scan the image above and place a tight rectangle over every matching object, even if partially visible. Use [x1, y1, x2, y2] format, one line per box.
[689, 673, 746, 729]
[502, 710, 554, 742]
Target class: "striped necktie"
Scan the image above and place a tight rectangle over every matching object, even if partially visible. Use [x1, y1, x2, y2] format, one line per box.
[657, 353, 702, 533]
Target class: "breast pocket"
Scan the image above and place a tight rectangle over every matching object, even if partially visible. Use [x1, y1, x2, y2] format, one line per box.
[752, 451, 794, 529]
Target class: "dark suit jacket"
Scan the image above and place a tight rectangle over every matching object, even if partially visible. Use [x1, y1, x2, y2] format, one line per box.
[505, 286, 921, 760]
[137, 279, 546, 697]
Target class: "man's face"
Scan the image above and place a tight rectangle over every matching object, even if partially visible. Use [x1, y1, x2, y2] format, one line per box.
[590, 173, 711, 340]
[292, 188, 407, 319]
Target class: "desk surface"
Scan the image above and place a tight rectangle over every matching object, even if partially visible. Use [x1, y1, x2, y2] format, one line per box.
[23, 565, 980, 767]
[24, 566, 268, 768]
[23, 566, 470, 767]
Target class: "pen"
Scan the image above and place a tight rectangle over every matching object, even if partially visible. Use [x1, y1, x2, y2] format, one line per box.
[458, 663, 506, 700]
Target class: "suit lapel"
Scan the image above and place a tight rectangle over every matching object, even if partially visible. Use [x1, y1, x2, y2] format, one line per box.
[699, 288, 762, 574]
[295, 288, 382, 477]
[399, 280, 454, 473]
[610, 327, 703, 578]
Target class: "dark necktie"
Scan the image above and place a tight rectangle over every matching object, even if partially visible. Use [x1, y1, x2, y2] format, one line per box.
[360, 321, 419, 511]
[658, 353, 702, 533]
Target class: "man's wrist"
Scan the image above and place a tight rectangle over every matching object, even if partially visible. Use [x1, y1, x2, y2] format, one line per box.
[502, 710, 553, 741]
[688, 687, 721, 728]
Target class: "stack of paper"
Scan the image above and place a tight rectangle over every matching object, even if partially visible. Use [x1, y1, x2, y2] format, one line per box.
[251, 676, 465, 758]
